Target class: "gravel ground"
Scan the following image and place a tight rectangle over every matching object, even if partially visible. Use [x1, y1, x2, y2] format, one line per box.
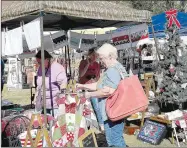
[124, 134, 177, 147]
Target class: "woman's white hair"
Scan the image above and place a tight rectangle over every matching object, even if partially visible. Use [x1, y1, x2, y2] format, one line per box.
[96, 43, 118, 59]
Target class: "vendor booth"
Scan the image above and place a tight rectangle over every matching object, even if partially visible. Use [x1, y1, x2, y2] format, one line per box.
[1, 1, 152, 147]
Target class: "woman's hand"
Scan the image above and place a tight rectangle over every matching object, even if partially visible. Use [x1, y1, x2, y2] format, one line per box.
[86, 58, 91, 65]
[76, 83, 85, 89]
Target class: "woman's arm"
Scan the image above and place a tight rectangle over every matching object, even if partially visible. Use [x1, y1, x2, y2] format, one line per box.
[95, 63, 101, 81]
[77, 82, 98, 91]
[56, 71, 68, 89]
[86, 86, 115, 98]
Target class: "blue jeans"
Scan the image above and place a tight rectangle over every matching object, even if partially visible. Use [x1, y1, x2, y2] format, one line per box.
[104, 119, 126, 147]
[91, 97, 104, 125]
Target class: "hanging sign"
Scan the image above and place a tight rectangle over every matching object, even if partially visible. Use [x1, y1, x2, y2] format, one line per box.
[112, 23, 148, 50]
[95, 34, 111, 47]
[51, 31, 68, 50]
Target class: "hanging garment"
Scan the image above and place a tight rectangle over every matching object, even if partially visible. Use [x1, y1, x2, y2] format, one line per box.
[52, 95, 99, 147]
[1, 32, 6, 56]
[7, 58, 19, 88]
[23, 18, 41, 51]
[5, 27, 23, 56]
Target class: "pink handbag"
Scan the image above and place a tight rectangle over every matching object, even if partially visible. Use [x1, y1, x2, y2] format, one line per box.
[106, 75, 148, 121]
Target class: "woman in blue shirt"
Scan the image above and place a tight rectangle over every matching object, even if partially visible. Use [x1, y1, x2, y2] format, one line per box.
[76, 43, 128, 147]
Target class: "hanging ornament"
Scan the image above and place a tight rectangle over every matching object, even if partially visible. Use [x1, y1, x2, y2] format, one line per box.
[169, 64, 175, 73]
[160, 88, 165, 93]
[165, 9, 181, 29]
[174, 74, 179, 80]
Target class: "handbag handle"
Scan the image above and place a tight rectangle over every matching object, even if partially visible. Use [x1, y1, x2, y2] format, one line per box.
[112, 64, 129, 80]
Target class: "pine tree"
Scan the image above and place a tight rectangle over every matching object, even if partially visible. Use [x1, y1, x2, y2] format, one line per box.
[157, 12, 187, 107]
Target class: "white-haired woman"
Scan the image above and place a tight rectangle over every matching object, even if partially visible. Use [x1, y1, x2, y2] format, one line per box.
[76, 43, 128, 147]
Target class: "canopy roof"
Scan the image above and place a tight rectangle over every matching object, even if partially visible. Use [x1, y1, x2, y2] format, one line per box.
[2, 1, 152, 31]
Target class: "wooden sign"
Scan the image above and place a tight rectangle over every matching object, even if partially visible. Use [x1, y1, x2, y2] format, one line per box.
[78, 130, 98, 147]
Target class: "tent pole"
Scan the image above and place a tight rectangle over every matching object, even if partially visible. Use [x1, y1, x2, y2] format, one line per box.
[151, 22, 161, 61]
[67, 45, 71, 78]
[65, 46, 67, 76]
[40, 11, 47, 128]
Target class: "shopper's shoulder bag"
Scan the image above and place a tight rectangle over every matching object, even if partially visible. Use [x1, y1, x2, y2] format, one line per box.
[106, 66, 149, 121]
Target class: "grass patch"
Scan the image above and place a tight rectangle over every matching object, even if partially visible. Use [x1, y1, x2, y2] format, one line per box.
[2, 84, 31, 106]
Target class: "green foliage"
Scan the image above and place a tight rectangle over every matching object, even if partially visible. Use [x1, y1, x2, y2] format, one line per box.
[156, 16, 187, 104]
[130, 0, 185, 15]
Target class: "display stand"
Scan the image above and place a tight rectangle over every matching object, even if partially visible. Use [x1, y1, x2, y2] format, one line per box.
[140, 73, 155, 127]
[24, 113, 52, 147]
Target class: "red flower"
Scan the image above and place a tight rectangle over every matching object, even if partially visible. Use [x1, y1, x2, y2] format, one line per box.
[169, 67, 175, 73]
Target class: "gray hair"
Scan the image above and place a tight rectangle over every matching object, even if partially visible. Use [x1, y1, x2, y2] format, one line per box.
[96, 43, 118, 59]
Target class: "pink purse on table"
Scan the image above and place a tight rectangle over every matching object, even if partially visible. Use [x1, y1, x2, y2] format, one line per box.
[106, 71, 149, 122]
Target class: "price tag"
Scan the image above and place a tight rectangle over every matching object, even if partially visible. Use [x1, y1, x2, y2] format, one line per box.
[179, 120, 187, 128]
[172, 121, 177, 128]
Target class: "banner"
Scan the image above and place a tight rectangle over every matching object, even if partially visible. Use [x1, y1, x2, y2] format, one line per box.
[51, 31, 68, 50]
[70, 32, 96, 51]
[81, 34, 96, 50]
[69, 24, 148, 51]
[69, 31, 81, 48]
[112, 23, 148, 49]
[19, 31, 68, 59]
[95, 33, 112, 47]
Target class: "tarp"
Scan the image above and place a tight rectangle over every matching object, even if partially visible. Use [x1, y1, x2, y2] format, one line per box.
[149, 11, 187, 38]
[69, 23, 148, 51]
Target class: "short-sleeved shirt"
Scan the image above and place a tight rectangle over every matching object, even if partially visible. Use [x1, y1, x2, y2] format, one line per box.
[96, 62, 128, 121]
[79, 60, 100, 84]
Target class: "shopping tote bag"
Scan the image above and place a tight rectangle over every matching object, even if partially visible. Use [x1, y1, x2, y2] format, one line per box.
[106, 75, 148, 121]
